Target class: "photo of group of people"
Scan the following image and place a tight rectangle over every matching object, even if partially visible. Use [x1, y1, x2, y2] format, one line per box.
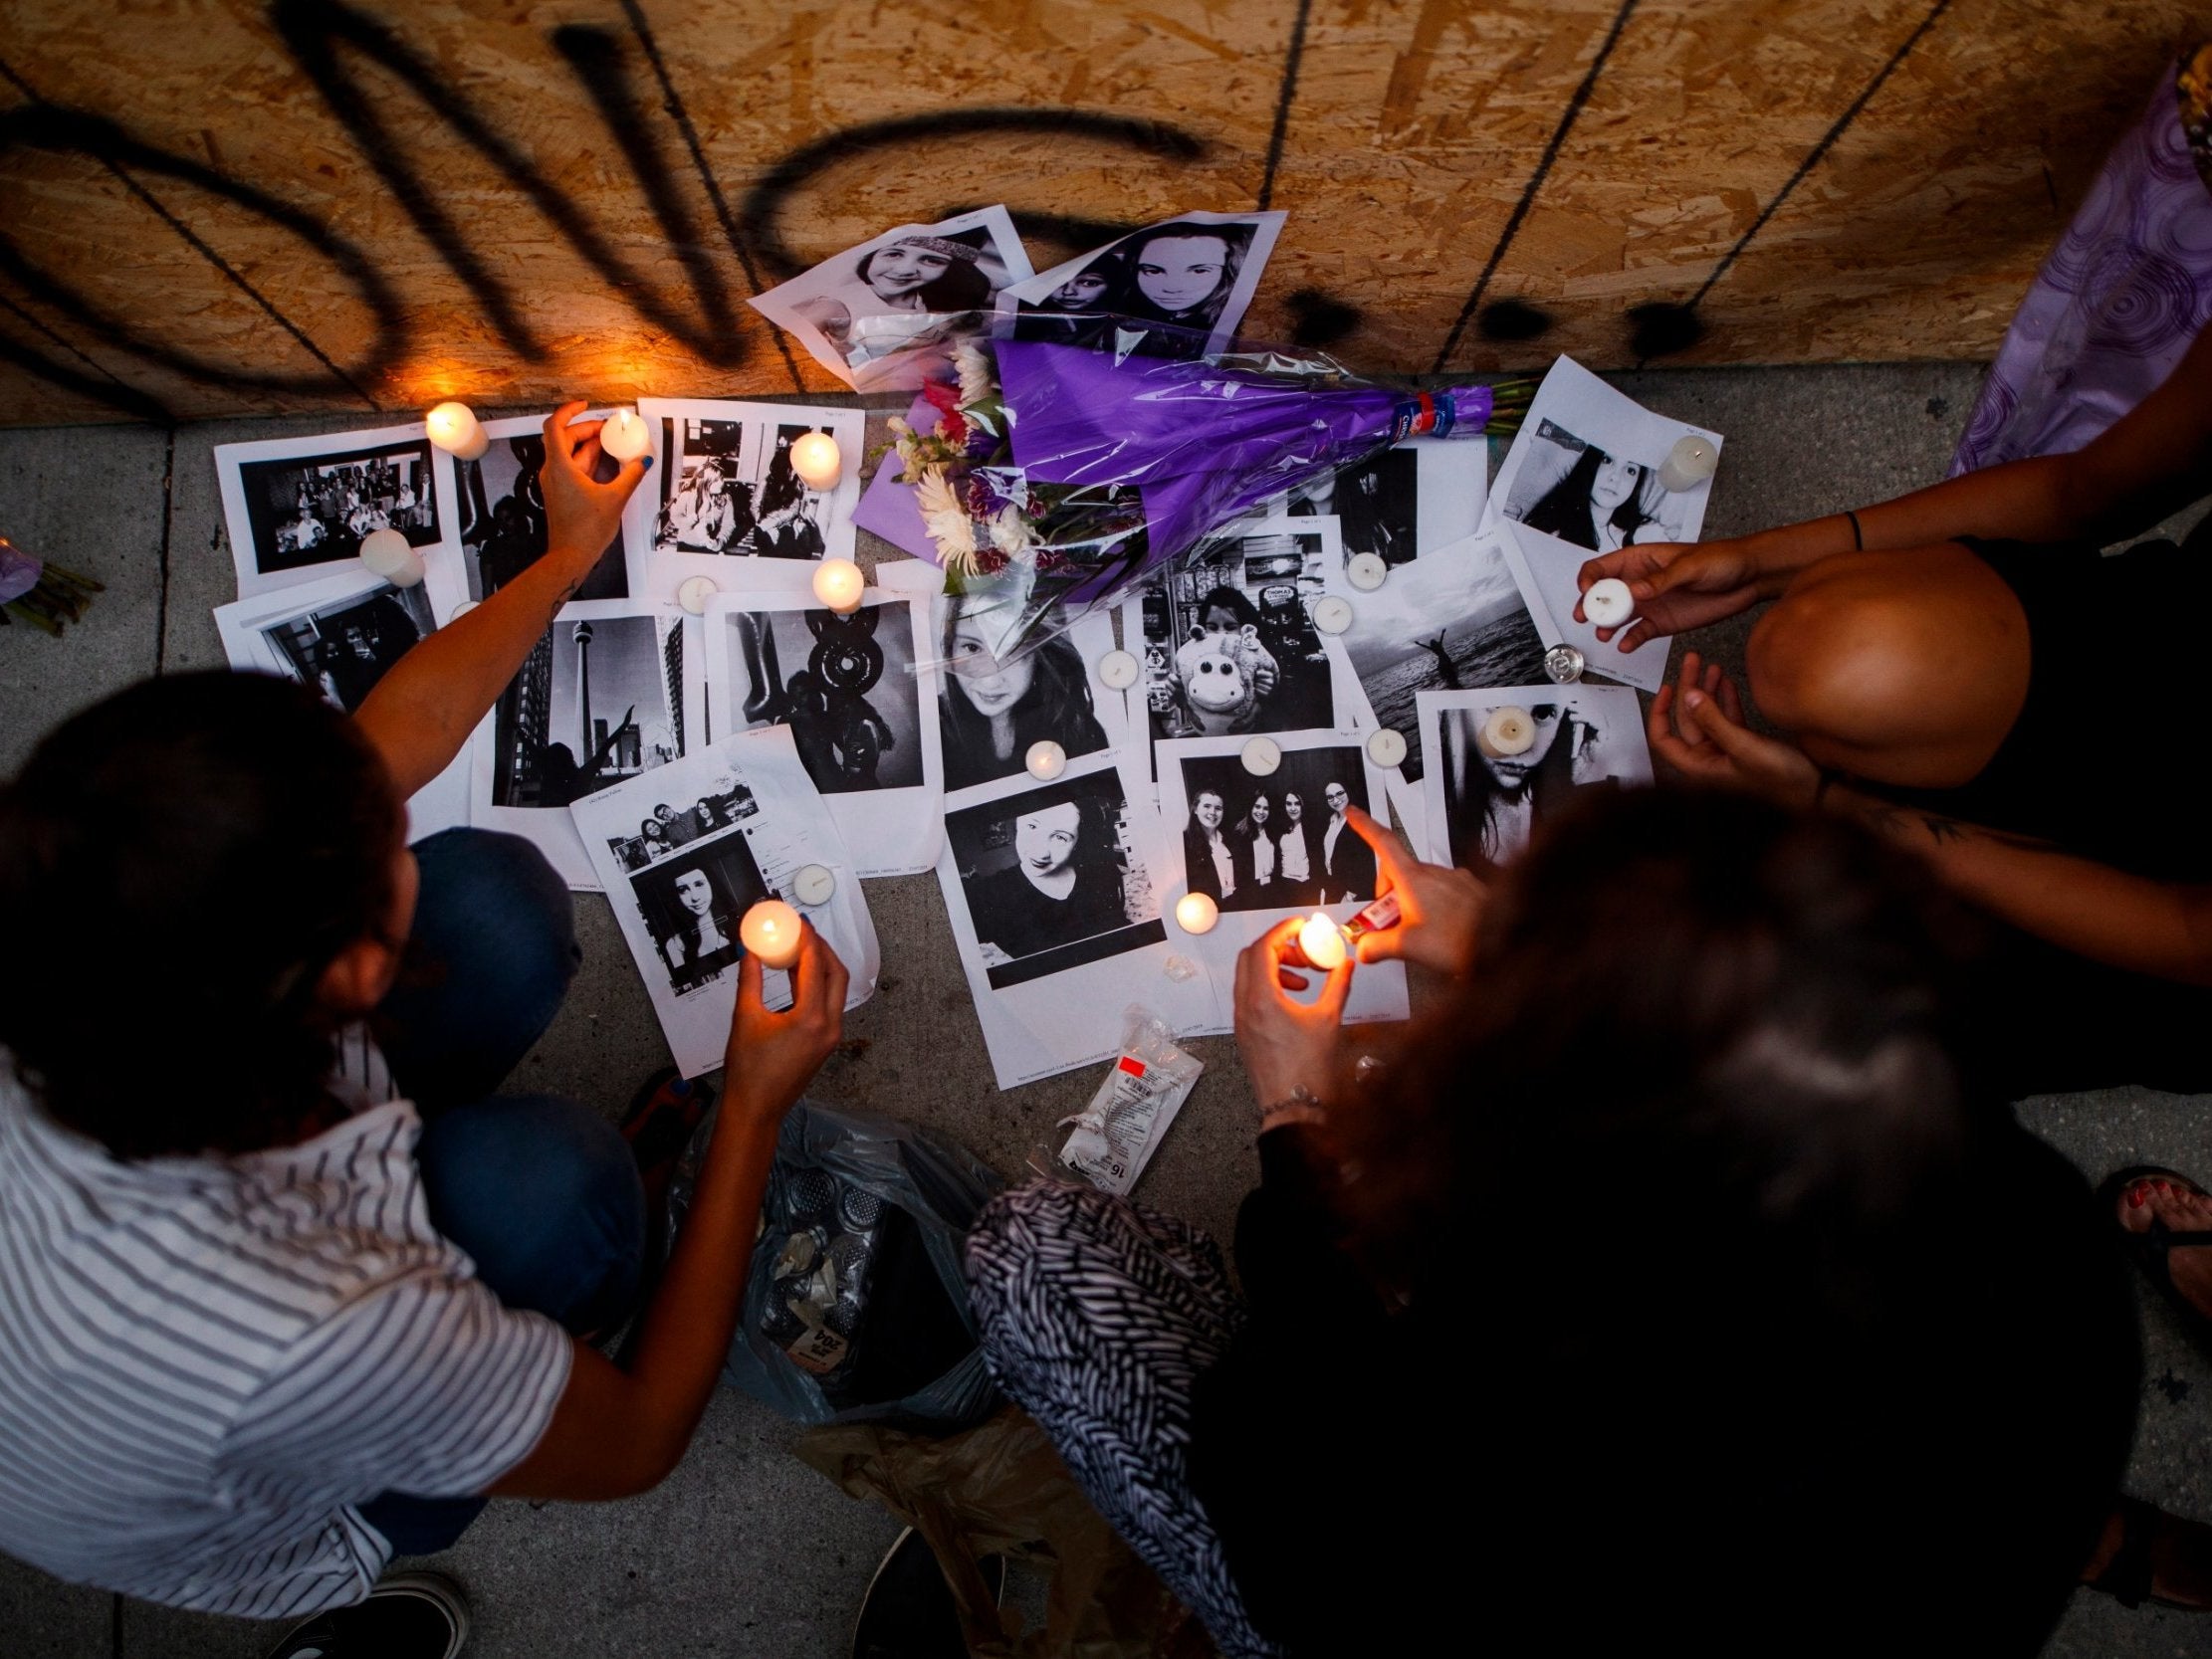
[750, 207, 1031, 391]
[1133, 523, 1344, 744]
[996, 210, 1284, 359]
[606, 775, 760, 872]
[628, 827, 773, 996]
[946, 767, 1162, 988]
[230, 436, 442, 580]
[257, 582, 436, 714]
[937, 597, 1114, 793]
[1175, 747, 1377, 915]
[1421, 686, 1653, 869]
[458, 417, 626, 603]
[652, 418, 830, 562]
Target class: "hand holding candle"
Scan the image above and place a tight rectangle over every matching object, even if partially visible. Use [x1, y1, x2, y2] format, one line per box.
[599, 407, 652, 463]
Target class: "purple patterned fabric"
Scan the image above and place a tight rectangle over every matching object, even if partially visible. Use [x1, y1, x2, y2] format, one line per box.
[1951, 65, 2212, 475]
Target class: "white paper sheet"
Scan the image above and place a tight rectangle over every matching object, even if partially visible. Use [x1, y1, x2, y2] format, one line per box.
[467, 598, 703, 891]
[432, 409, 631, 604]
[749, 206, 1033, 391]
[571, 725, 881, 1079]
[1153, 728, 1410, 1035]
[1416, 684, 1654, 868]
[992, 210, 1285, 357]
[929, 597, 1130, 794]
[1481, 356, 1722, 694]
[215, 423, 465, 605]
[937, 747, 1218, 1089]
[1117, 517, 1365, 777]
[701, 588, 943, 877]
[621, 398, 868, 604]
[211, 567, 470, 840]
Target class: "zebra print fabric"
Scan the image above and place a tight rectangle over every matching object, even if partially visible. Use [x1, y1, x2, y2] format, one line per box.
[964, 1180, 1283, 1659]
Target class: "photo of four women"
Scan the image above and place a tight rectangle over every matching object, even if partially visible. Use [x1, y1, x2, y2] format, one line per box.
[1182, 764, 1376, 914]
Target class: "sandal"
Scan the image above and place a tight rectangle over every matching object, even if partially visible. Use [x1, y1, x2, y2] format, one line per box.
[2097, 1164, 2212, 1354]
[2085, 1495, 2212, 1612]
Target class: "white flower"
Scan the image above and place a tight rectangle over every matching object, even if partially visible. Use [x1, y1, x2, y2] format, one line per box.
[915, 467, 979, 569]
[954, 341, 996, 410]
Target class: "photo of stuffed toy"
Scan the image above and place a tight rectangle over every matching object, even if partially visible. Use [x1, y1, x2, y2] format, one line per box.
[1136, 526, 1335, 740]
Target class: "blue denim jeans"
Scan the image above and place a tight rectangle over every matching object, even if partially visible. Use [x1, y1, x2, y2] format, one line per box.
[356, 829, 645, 1557]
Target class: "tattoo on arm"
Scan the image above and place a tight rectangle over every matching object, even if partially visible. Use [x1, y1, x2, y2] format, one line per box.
[1860, 801, 2055, 855]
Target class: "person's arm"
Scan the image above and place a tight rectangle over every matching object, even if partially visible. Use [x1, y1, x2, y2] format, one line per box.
[1576, 321, 2212, 651]
[1648, 658, 2212, 985]
[489, 925, 848, 1499]
[352, 402, 646, 800]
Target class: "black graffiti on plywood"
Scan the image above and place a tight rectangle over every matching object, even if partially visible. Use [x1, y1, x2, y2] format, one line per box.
[0, 0, 1374, 421]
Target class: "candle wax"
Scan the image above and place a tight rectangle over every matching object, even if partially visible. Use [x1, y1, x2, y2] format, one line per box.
[1298, 913, 1348, 971]
[1175, 893, 1219, 934]
[740, 899, 803, 970]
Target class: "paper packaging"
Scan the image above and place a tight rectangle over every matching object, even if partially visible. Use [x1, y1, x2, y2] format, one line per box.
[1057, 1007, 1203, 1196]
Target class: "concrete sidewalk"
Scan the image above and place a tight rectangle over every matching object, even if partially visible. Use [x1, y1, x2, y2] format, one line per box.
[1, 364, 2206, 1658]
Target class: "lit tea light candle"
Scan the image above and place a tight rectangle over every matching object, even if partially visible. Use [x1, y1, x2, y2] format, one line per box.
[599, 407, 652, 463]
[1582, 577, 1634, 628]
[1096, 649, 1140, 689]
[740, 899, 803, 969]
[358, 526, 425, 588]
[1175, 892, 1219, 934]
[1298, 912, 1348, 971]
[1479, 706, 1535, 757]
[812, 557, 865, 615]
[1025, 739, 1067, 780]
[677, 575, 719, 615]
[424, 400, 489, 461]
[1659, 433, 1718, 492]
[789, 431, 842, 491]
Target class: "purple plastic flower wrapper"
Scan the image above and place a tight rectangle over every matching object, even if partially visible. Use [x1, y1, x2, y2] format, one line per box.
[996, 338, 1492, 613]
[0, 537, 42, 606]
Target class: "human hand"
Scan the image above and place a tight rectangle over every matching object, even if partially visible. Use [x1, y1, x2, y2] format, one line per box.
[542, 400, 649, 563]
[1647, 650, 1821, 808]
[1343, 806, 1484, 973]
[726, 922, 848, 1117]
[1575, 538, 1762, 652]
[1253, 660, 1279, 698]
[1235, 917, 1353, 1112]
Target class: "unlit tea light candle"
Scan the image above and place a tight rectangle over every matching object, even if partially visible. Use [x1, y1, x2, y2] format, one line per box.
[1346, 552, 1389, 592]
[789, 431, 842, 491]
[792, 864, 837, 907]
[1298, 912, 1348, 971]
[424, 400, 488, 461]
[1659, 433, 1719, 492]
[1479, 706, 1535, 757]
[358, 526, 426, 588]
[1096, 649, 1140, 689]
[1582, 577, 1634, 629]
[599, 407, 652, 463]
[1175, 892, 1219, 934]
[740, 899, 803, 970]
[677, 575, 719, 615]
[1025, 739, 1067, 780]
[812, 557, 865, 614]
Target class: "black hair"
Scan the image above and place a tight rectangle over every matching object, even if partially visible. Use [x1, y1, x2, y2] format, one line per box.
[855, 233, 994, 312]
[938, 612, 1107, 792]
[1121, 222, 1248, 331]
[1439, 701, 1577, 866]
[1519, 442, 1658, 551]
[0, 673, 403, 1159]
[1193, 584, 1262, 633]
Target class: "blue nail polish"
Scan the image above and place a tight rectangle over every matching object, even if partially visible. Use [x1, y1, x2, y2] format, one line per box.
[641, 454, 654, 472]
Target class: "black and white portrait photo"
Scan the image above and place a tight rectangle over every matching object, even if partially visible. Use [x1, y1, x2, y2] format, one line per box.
[255, 581, 434, 713]
[1286, 448, 1419, 569]
[751, 208, 1030, 391]
[230, 436, 441, 579]
[1136, 524, 1343, 743]
[936, 596, 1111, 793]
[646, 413, 846, 566]
[998, 210, 1284, 358]
[629, 828, 771, 996]
[459, 419, 625, 602]
[1422, 686, 1653, 869]
[492, 609, 685, 810]
[1499, 419, 1684, 554]
[947, 769, 1163, 989]
[1177, 746, 1377, 913]
[606, 770, 760, 872]
[722, 603, 922, 795]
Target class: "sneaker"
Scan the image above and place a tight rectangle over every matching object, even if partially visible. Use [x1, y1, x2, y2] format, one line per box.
[851, 1527, 1005, 1659]
[260, 1572, 469, 1659]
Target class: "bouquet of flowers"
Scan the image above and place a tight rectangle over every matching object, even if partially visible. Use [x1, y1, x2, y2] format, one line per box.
[0, 534, 102, 636]
[875, 322, 1530, 661]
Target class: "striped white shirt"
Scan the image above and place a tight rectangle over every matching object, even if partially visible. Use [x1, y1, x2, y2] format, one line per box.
[0, 1065, 571, 1619]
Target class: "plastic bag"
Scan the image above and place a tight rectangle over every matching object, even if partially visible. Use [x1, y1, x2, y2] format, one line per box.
[863, 318, 1531, 666]
[1054, 1005, 1203, 1197]
[667, 1096, 1004, 1430]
